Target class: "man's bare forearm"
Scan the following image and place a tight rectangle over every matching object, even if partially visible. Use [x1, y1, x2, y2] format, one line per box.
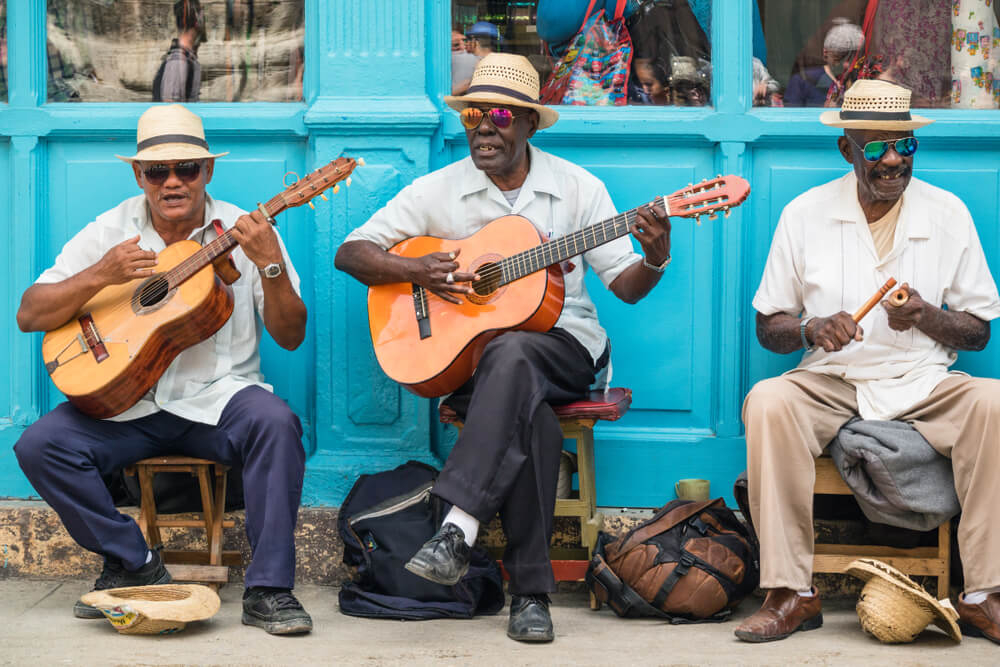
[17, 269, 106, 332]
[334, 240, 416, 286]
[917, 306, 990, 351]
[756, 311, 806, 354]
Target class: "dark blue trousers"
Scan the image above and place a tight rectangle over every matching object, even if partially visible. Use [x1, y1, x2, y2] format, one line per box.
[14, 386, 305, 589]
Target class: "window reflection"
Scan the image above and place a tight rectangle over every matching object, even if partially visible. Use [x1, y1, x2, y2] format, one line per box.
[452, 1, 713, 107]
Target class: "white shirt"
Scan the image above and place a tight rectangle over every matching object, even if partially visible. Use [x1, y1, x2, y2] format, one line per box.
[36, 194, 301, 425]
[344, 144, 642, 364]
[753, 173, 1000, 420]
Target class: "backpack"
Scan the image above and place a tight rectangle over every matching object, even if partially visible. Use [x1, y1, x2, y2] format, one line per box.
[337, 461, 505, 620]
[586, 498, 759, 622]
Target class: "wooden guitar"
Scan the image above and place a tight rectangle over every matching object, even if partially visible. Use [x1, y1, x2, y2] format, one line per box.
[368, 175, 750, 398]
[43, 156, 359, 419]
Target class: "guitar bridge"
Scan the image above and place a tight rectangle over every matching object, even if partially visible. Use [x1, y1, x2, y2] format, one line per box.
[44, 313, 108, 376]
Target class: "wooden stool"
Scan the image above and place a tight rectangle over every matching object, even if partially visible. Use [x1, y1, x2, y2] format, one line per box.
[440, 388, 632, 604]
[813, 455, 951, 596]
[125, 456, 242, 589]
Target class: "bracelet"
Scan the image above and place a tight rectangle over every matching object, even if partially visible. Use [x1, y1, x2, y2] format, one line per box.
[642, 254, 671, 273]
[800, 316, 814, 352]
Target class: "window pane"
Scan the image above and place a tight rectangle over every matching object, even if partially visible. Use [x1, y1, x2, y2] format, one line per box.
[46, 0, 304, 103]
[452, 1, 713, 107]
[757, 0, 1000, 109]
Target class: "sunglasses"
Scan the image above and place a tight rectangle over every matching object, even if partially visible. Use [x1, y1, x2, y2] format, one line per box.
[848, 136, 918, 162]
[142, 161, 203, 185]
[459, 106, 527, 130]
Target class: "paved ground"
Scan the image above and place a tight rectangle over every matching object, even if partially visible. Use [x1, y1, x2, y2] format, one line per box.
[2, 579, 998, 666]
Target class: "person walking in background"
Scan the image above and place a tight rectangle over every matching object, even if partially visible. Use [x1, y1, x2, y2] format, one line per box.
[153, 0, 205, 102]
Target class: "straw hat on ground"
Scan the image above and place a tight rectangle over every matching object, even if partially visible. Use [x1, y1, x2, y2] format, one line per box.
[820, 79, 933, 131]
[81, 584, 221, 635]
[116, 104, 229, 163]
[444, 53, 559, 129]
[846, 558, 961, 643]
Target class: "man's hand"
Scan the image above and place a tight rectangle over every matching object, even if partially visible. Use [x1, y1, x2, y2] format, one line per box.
[93, 235, 158, 286]
[230, 211, 284, 269]
[806, 312, 864, 352]
[631, 203, 672, 266]
[882, 282, 925, 332]
[410, 248, 479, 305]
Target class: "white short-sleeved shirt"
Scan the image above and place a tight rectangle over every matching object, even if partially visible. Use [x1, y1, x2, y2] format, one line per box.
[37, 194, 301, 425]
[344, 144, 642, 364]
[753, 172, 1000, 420]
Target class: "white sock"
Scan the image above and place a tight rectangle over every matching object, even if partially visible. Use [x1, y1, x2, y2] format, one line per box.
[797, 588, 815, 597]
[443, 506, 479, 547]
[964, 586, 1000, 604]
[144, 550, 153, 565]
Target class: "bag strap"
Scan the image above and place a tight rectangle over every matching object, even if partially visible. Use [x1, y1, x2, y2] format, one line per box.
[617, 498, 722, 555]
[588, 553, 673, 620]
[613, 0, 628, 21]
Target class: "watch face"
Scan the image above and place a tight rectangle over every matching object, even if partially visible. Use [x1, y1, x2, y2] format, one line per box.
[263, 263, 282, 278]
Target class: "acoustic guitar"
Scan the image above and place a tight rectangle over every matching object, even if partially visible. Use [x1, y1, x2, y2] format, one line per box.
[368, 175, 750, 398]
[43, 156, 359, 419]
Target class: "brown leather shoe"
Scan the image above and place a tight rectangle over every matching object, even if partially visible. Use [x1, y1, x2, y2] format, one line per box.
[957, 592, 1000, 644]
[734, 588, 823, 643]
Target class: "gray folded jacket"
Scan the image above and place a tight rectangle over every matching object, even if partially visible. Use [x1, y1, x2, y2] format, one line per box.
[827, 418, 960, 532]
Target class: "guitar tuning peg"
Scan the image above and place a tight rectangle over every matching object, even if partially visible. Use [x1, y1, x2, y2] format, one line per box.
[357, 157, 366, 166]
[708, 212, 718, 221]
[333, 184, 340, 194]
[696, 216, 702, 226]
[346, 177, 352, 187]
[320, 193, 329, 201]
[716, 174, 722, 179]
[724, 207, 732, 218]
[307, 201, 316, 210]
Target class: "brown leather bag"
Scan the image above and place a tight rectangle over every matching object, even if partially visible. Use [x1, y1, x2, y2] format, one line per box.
[586, 498, 759, 622]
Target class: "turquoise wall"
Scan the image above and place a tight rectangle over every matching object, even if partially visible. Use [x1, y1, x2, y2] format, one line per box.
[3, 2, 1000, 508]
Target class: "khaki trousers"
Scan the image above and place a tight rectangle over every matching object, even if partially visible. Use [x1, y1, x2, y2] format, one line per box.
[743, 370, 1000, 591]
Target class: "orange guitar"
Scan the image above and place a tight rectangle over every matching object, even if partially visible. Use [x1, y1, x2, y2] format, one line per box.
[368, 175, 750, 398]
[43, 156, 359, 419]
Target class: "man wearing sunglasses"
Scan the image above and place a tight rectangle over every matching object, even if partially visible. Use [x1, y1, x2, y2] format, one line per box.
[14, 104, 313, 635]
[737, 79, 1000, 644]
[335, 54, 671, 643]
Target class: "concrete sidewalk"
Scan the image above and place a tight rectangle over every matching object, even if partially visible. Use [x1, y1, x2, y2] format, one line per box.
[2, 579, 998, 666]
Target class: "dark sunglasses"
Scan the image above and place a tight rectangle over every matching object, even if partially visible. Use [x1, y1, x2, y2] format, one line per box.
[848, 136, 918, 162]
[459, 106, 527, 130]
[142, 161, 203, 185]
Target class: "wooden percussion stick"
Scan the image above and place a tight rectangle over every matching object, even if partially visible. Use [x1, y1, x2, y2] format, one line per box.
[852, 277, 897, 322]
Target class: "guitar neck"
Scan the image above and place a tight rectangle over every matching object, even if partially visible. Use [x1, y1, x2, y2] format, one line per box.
[498, 196, 667, 286]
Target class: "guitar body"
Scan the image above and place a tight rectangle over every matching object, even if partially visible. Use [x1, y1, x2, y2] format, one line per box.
[368, 215, 565, 398]
[42, 240, 235, 419]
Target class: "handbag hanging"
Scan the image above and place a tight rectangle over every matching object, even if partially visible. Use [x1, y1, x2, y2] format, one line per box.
[539, 0, 633, 106]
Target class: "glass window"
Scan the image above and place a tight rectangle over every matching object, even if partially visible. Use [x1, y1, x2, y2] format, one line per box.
[45, 0, 304, 103]
[451, 1, 713, 107]
[756, 0, 1000, 109]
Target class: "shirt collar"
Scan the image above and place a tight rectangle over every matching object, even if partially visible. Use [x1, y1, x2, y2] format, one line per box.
[458, 144, 563, 201]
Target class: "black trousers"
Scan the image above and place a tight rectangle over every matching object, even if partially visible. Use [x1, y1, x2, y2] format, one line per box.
[433, 328, 603, 595]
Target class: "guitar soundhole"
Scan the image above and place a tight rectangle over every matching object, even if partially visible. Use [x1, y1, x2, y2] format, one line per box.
[472, 262, 501, 297]
[134, 275, 172, 311]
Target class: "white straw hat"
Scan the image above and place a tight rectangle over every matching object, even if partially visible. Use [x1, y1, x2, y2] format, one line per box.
[846, 558, 961, 643]
[116, 104, 229, 163]
[444, 53, 559, 129]
[81, 584, 221, 635]
[820, 79, 933, 131]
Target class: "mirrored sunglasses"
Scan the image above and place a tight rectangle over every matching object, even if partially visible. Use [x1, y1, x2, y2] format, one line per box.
[142, 161, 203, 185]
[850, 136, 919, 162]
[459, 106, 525, 130]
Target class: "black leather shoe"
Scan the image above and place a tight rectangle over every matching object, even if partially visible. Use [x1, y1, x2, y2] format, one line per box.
[242, 587, 313, 635]
[404, 523, 471, 586]
[74, 549, 172, 619]
[507, 594, 554, 643]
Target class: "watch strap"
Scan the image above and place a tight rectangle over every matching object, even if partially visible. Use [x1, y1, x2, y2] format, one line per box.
[642, 254, 671, 273]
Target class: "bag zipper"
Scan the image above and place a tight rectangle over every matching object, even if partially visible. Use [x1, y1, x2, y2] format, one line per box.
[348, 481, 435, 526]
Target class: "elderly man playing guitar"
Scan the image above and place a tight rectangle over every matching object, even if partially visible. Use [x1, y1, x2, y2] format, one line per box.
[335, 54, 671, 643]
[14, 104, 313, 635]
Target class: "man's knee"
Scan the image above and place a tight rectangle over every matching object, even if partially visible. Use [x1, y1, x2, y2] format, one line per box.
[743, 376, 799, 422]
[13, 425, 48, 476]
[241, 393, 305, 460]
[962, 377, 1000, 416]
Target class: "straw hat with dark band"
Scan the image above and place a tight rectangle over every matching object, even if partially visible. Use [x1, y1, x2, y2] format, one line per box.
[116, 104, 229, 163]
[846, 558, 961, 643]
[81, 584, 221, 635]
[820, 79, 933, 131]
[445, 53, 559, 129]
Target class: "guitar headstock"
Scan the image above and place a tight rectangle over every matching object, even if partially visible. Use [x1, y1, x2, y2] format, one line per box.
[664, 175, 750, 224]
[278, 156, 363, 212]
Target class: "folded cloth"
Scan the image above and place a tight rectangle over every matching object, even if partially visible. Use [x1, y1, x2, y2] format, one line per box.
[828, 418, 960, 532]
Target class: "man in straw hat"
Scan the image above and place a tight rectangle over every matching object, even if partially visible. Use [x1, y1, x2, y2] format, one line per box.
[14, 104, 313, 635]
[336, 53, 672, 642]
[736, 78, 1000, 644]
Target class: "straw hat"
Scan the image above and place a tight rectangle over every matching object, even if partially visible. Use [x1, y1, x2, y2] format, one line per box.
[81, 584, 221, 635]
[820, 79, 933, 131]
[444, 53, 559, 129]
[846, 558, 961, 643]
[116, 104, 229, 163]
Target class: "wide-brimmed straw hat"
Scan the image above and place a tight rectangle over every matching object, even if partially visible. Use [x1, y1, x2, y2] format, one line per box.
[846, 558, 961, 643]
[81, 584, 221, 635]
[820, 79, 933, 131]
[444, 53, 559, 129]
[116, 104, 229, 163]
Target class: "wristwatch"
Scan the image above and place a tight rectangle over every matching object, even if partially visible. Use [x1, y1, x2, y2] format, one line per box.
[800, 316, 815, 352]
[642, 254, 671, 273]
[259, 262, 284, 279]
